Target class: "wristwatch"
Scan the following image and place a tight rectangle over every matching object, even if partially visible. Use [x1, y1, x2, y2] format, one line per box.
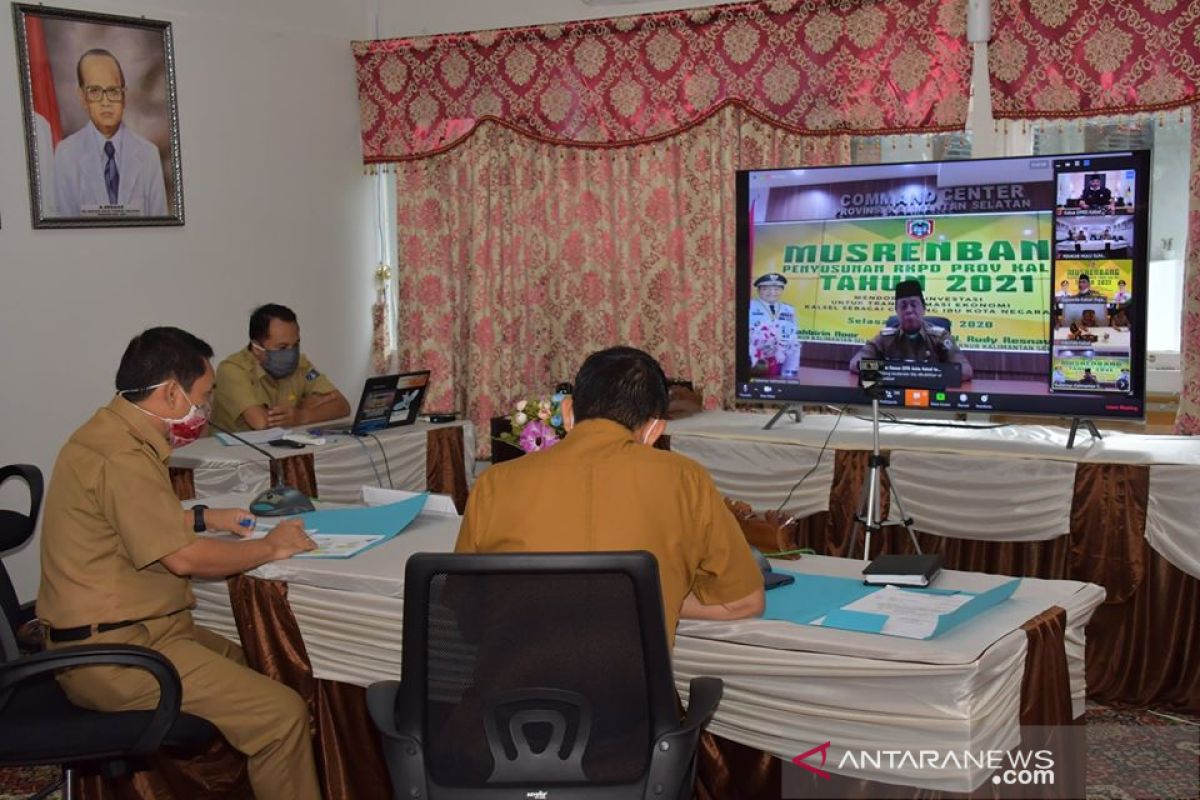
[192, 504, 209, 533]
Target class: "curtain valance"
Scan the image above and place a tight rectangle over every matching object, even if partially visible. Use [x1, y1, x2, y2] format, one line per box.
[990, 0, 1200, 119]
[354, 0, 972, 162]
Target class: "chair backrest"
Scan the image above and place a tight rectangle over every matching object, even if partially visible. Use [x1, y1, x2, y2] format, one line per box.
[394, 551, 681, 798]
[885, 315, 951, 332]
[0, 465, 43, 638]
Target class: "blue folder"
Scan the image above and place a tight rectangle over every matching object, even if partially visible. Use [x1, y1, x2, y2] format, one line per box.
[763, 570, 1021, 640]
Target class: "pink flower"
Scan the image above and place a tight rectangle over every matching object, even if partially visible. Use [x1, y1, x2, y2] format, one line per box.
[519, 419, 561, 452]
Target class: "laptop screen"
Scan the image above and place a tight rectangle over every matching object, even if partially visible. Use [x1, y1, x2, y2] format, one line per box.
[352, 370, 431, 434]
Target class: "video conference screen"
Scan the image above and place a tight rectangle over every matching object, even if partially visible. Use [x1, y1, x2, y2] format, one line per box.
[735, 151, 1150, 419]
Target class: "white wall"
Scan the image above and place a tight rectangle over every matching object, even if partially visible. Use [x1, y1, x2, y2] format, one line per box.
[376, 0, 732, 37]
[0, 0, 376, 601]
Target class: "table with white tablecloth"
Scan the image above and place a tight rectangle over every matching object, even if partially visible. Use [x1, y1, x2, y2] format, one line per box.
[167, 420, 474, 510]
[662, 410, 1200, 711]
[186, 495, 1100, 797]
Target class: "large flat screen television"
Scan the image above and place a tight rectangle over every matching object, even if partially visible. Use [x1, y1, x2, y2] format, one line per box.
[735, 151, 1150, 419]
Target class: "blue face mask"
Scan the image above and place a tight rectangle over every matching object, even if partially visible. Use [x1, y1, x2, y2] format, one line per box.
[254, 343, 300, 379]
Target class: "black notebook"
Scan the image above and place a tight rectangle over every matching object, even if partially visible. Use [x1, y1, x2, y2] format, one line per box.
[862, 553, 943, 587]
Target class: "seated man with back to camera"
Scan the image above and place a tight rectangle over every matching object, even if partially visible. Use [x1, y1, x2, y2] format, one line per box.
[848, 279, 974, 381]
[457, 345, 765, 642]
[36, 326, 320, 799]
[212, 303, 350, 431]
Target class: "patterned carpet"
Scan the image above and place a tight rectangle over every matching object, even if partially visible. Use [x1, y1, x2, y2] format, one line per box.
[1, 703, 1195, 799]
[1082, 702, 1199, 800]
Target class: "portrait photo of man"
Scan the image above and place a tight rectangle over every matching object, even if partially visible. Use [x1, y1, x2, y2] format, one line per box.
[53, 48, 167, 217]
[14, 5, 183, 227]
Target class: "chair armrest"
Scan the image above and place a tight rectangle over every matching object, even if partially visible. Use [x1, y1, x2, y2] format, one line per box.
[0, 644, 182, 758]
[366, 680, 402, 739]
[645, 678, 723, 799]
[679, 676, 722, 733]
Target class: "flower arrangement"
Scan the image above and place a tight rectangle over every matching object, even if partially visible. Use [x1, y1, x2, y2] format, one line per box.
[749, 321, 783, 376]
[498, 391, 568, 453]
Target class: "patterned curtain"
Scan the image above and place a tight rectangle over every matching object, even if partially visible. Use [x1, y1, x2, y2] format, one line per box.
[393, 106, 849, 452]
[360, 0, 974, 455]
[988, 0, 1200, 431]
[354, 0, 971, 161]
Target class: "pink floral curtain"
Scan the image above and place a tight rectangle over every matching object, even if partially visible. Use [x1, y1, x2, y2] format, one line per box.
[988, 0, 1200, 431]
[392, 106, 849, 452]
[354, 0, 971, 161]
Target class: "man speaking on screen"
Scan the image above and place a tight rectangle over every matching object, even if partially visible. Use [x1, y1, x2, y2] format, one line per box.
[849, 279, 974, 381]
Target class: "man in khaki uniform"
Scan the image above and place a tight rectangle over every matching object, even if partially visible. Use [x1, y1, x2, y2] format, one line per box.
[449, 347, 763, 782]
[849, 279, 975, 382]
[37, 326, 321, 800]
[456, 345, 765, 642]
[212, 303, 350, 431]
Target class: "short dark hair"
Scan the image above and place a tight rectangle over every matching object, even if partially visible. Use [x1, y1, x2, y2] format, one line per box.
[1078, 273, 1090, 283]
[572, 346, 669, 431]
[249, 303, 298, 342]
[115, 327, 213, 401]
[76, 49, 125, 87]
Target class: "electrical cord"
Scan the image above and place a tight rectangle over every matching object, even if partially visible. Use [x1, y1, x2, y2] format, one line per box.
[774, 405, 848, 519]
[364, 432, 395, 488]
[348, 435, 386, 488]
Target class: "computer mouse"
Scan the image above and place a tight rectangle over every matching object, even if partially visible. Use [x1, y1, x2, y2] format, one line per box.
[250, 486, 315, 516]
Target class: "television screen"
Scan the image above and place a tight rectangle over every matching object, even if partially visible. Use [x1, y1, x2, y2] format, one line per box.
[735, 151, 1150, 418]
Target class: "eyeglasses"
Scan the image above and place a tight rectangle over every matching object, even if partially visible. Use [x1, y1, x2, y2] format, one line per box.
[83, 85, 125, 102]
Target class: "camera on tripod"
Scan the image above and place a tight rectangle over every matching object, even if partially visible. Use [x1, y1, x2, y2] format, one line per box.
[857, 358, 885, 398]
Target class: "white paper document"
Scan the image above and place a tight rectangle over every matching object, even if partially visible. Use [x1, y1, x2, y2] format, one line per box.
[840, 586, 973, 639]
[293, 534, 386, 559]
[361, 485, 459, 516]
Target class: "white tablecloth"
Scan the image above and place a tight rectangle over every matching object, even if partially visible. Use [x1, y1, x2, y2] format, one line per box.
[1145, 465, 1200, 580]
[666, 411, 1200, 576]
[190, 510, 1103, 792]
[168, 420, 474, 503]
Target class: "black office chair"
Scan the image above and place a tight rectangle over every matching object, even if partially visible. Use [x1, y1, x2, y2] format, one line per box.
[885, 315, 951, 331]
[367, 551, 723, 800]
[0, 603, 225, 799]
[0, 464, 43, 636]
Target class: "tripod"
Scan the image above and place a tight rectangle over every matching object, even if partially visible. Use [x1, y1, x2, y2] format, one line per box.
[852, 393, 922, 563]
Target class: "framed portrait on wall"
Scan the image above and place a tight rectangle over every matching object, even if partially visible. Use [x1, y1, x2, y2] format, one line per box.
[12, 4, 183, 228]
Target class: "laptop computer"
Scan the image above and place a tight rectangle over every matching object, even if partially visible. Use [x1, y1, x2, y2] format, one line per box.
[315, 370, 431, 436]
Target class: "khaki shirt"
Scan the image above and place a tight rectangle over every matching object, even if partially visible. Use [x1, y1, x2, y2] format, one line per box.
[212, 347, 337, 431]
[456, 419, 763, 646]
[858, 322, 971, 368]
[36, 397, 197, 629]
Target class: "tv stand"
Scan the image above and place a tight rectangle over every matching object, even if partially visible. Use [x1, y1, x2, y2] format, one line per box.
[764, 404, 803, 430]
[1066, 417, 1102, 449]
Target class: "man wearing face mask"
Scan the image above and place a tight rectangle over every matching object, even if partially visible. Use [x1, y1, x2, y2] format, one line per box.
[212, 303, 350, 431]
[37, 326, 322, 800]
[457, 345, 765, 640]
[445, 347, 763, 781]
